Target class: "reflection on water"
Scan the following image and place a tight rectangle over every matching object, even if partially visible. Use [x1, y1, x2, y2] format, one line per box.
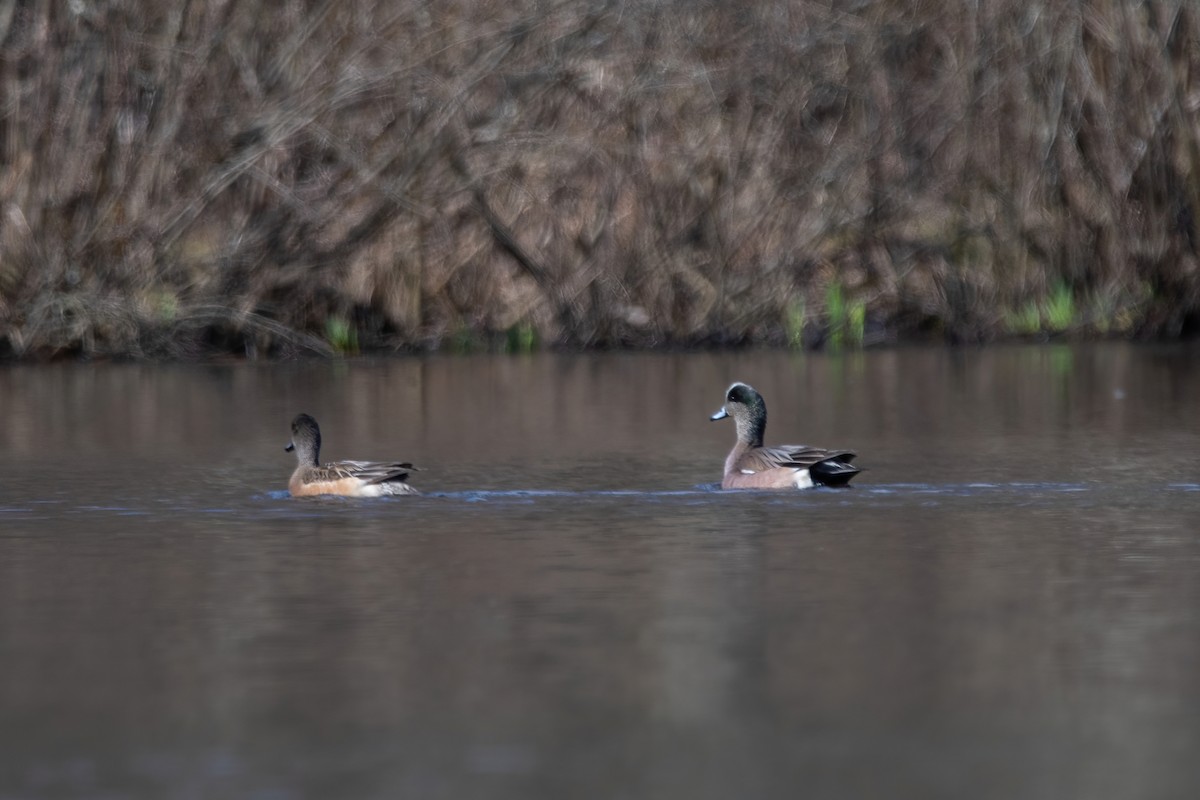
[2, 344, 1200, 799]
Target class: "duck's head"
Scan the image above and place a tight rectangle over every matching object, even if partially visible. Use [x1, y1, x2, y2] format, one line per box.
[710, 382, 767, 446]
[286, 413, 322, 465]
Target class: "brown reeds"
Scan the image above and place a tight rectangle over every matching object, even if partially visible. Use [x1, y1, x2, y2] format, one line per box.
[1, 0, 1197, 358]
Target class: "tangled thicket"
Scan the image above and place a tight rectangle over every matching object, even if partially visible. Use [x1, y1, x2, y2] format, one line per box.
[1, 0, 1198, 358]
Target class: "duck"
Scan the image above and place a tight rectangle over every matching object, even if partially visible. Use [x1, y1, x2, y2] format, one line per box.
[285, 413, 420, 497]
[710, 382, 860, 489]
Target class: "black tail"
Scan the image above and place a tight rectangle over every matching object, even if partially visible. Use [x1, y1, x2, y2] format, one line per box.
[811, 455, 860, 487]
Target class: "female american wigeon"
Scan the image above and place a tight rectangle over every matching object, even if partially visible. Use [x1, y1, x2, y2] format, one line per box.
[710, 382, 860, 489]
[285, 413, 420, 497]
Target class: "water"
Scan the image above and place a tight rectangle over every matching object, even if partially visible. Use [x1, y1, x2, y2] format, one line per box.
[2, 344, 1200, 799]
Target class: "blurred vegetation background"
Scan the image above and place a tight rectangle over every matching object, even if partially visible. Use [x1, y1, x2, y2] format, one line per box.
[0, 0, 1197, 358]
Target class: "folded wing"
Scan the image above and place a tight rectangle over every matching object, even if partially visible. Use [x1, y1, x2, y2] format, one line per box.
[745, 445, 860, 487]
[325, 459, 419, 486]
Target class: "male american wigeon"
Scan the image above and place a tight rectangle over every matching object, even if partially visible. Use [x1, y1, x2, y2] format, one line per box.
[285, 413, 420, 497]
[710, 382, 860, 489]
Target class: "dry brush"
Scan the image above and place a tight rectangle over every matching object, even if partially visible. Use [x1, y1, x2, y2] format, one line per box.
[0, 0, 1197, 358]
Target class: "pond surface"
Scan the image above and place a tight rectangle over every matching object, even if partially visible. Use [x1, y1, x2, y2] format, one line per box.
[2, 344, 1200, 799]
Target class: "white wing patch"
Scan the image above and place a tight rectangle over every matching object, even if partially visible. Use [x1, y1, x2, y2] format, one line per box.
[792, 469, 814, 489]
[740, 469, 757, 475]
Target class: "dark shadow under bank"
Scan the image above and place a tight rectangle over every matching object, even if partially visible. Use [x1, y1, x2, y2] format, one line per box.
[6, 322, 1200, 363]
